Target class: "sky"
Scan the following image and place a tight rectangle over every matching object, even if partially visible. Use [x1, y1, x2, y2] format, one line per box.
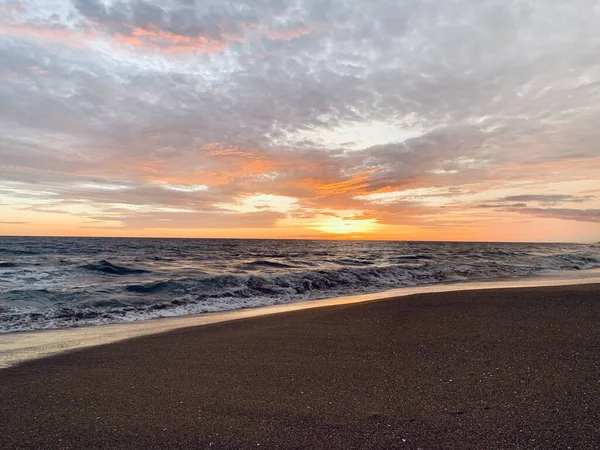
[0, 0, 599, 242]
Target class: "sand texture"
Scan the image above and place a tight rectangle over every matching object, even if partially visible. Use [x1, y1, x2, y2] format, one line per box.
[1, 284, 599, 449]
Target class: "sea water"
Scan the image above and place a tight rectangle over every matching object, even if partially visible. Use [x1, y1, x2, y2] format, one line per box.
[1, 237, 599, 332]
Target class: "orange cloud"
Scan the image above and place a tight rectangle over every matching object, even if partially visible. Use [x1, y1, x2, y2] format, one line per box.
[0, 21, 227, 53]
[112, 27, 227, 53]
[2, 17, 313, 53]
[135, 144, 281, 186]
[204, 143, 258, 158]
[314, 170, 376, 197]
[198, 159, 278, 185]
[0, 23, 96, 49]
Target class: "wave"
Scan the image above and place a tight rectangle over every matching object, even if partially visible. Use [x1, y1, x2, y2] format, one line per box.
[548, 254, 600, 270]
[239, 260, 298, 270]
[0, 262, 18, 268]
[79, 260, 151, 275]
[117, 253, 600, 303]
[0, 249, 39, 255]
[125, 280, 174, 294]
[334, 258, 376, 266]
[1, 243, 600, 333]
[395, 255, 434, 260]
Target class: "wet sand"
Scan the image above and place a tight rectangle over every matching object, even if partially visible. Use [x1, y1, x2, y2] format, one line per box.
[1, 284, 599, 449]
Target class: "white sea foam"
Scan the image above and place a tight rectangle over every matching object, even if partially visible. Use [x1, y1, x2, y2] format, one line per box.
[1, 268, 599, 369]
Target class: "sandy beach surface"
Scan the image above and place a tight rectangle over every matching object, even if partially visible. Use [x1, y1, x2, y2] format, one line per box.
[1, 283, 599, 449]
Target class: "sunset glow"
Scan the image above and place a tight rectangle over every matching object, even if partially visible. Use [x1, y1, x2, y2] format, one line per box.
[1, 0, 599, 242]
[309, 217, 381, 236]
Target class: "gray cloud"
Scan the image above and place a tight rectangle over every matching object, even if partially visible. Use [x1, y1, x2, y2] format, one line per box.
[478, 203, 527, 209]
[498, 195, 595, 204]
[73, 0, 257, 44]
[1, 0, 599, 234]
[475, 201, 600, 224]
[508, 207, 600, 223]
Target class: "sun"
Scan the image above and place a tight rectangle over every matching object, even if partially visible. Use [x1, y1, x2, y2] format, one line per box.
[311, 217, 380, 235]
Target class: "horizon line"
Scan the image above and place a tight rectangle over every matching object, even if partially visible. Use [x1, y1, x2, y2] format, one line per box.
[0, 234, 590, 245]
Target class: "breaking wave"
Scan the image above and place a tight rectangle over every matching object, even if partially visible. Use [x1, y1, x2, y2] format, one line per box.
[1, 237, 599, 332]
[79, 260, 152, 275]
[238, 260, 299, 270]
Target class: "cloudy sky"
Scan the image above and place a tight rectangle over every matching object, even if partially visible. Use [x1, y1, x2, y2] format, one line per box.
[1, 0, 599, 241]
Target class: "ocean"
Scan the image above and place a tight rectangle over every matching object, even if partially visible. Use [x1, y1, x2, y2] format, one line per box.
[1, 237, 599, 333]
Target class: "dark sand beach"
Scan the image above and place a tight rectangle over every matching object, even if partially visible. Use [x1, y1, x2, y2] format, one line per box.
[1, 284, 599, 449]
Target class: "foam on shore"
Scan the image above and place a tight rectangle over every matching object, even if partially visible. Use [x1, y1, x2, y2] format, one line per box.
[1, 268, 599, 368]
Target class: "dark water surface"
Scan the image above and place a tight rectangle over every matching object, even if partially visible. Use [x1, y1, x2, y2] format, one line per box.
[1, 237, 599, 332]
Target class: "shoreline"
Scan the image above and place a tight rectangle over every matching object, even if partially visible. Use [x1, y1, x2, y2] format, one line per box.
[1, 268, 600, 369]
[1, 282, 599, 448]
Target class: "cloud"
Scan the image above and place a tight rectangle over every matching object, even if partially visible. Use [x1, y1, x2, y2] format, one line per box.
[115, 210, 287, 229]
[0, 0, 599, 239]
[497, 195, 595, 204]
[507, 207, 600, 223]
[69, 0, 319, 51]
[265, 23, 314, 41]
